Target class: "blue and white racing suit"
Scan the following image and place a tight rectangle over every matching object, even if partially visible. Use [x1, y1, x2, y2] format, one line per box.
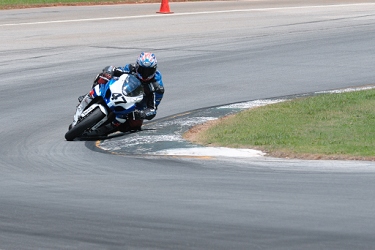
[116, 63, 165, 121]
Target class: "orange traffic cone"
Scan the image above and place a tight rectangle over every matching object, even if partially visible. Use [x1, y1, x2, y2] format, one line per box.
[157, 0, 173, 14]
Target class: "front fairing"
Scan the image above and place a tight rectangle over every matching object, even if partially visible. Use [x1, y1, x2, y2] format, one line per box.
[92, 74, 144, 117]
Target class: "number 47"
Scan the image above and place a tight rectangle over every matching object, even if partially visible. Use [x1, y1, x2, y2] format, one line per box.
[112, 93, 127, 104]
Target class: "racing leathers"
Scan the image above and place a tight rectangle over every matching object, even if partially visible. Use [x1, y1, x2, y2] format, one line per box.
[118, 63, 164, 121]
[74, 64, 164, 136]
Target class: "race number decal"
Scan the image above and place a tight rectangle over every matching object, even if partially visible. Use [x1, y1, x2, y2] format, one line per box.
[111, 93, 126, 104]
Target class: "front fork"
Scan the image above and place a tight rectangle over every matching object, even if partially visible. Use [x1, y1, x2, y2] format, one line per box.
[72, 94, 93, 126]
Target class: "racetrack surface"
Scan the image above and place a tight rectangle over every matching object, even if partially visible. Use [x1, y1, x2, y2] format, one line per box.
[1, 1, 375, 249]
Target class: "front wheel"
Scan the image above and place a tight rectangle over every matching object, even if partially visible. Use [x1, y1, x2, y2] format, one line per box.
[65, 107, 106, 141]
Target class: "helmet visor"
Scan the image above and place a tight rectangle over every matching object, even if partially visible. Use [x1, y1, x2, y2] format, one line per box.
[137, 65, 156, 80]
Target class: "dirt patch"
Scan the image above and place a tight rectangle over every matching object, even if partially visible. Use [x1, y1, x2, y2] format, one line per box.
[183, 114, 234, 145]
[183, 119, 216, 144]
[266, 151, 375, 161]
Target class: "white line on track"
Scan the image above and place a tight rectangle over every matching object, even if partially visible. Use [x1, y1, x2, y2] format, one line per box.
[1, 3, 375, 27]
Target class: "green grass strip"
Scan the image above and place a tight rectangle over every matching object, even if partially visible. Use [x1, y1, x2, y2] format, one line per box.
[0, 0, 143, 9]
[196, 89, 375, 160]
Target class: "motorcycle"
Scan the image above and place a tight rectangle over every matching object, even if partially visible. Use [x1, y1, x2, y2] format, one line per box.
[65, 73, 144, 141]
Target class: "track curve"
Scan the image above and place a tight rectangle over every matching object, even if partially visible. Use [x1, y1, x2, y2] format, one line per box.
[1, 1, 375, 249]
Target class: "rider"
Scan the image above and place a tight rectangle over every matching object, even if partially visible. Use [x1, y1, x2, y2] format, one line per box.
[73, 52, 164, 136]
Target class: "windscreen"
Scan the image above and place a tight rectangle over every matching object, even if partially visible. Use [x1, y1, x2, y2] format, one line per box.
[122, 75, 144, 97]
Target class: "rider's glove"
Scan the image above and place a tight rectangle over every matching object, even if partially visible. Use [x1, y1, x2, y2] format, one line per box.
[133, 109, 156, 120]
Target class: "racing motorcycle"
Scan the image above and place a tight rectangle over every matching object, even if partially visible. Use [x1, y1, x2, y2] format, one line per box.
[65, 73, 144, 141]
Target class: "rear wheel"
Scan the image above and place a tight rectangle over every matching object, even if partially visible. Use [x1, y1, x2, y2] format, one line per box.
[65, 108, 106, 141]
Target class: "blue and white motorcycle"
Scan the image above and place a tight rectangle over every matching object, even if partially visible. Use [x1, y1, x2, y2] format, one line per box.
[65, 73, 144, 141]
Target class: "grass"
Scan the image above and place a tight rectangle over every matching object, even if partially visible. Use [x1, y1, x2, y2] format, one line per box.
[0, 0, 159, 9]
[185, 89, 375, 160]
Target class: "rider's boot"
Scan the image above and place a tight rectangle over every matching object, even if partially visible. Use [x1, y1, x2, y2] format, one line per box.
[118, 119, 143, 133]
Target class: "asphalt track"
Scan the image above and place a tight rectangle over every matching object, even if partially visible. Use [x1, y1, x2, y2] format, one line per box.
[1, 1, 375, 249]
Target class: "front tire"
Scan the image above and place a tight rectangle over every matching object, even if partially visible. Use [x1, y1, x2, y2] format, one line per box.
[65, 107, 106, 141]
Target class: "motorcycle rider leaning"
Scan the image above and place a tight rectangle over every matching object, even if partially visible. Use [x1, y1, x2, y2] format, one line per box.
[74, 52, 164, 136]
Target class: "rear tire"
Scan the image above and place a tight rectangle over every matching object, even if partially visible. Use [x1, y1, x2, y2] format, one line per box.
[65, 107, 106, 141]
